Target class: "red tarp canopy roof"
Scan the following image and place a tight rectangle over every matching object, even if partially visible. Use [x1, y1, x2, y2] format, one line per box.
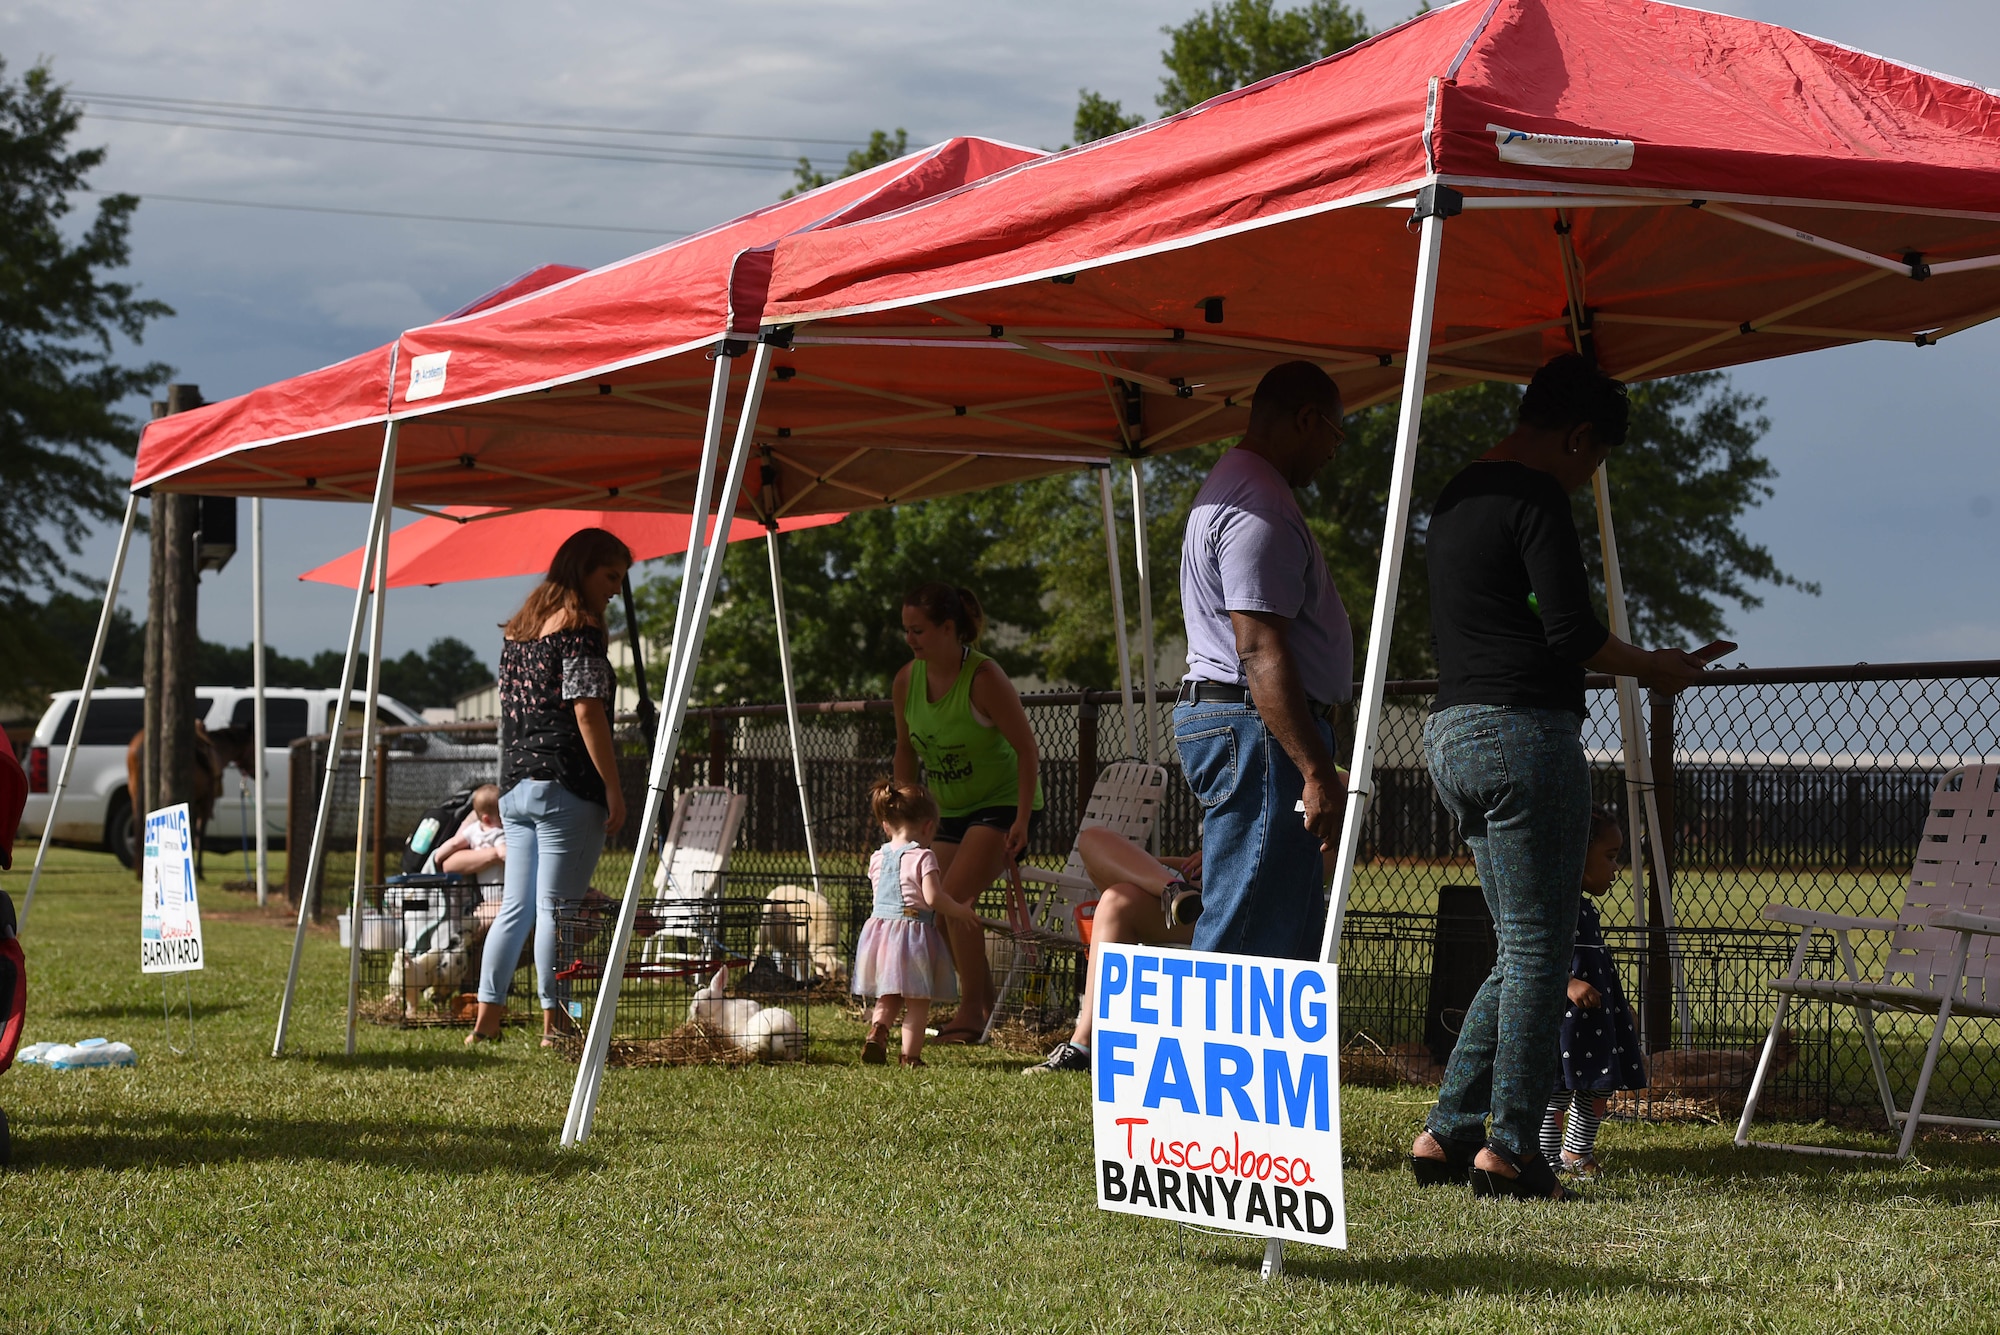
[132, 137, 1122, 517]
[298, 506, 842, 590]
[758, 0, 2000, 423]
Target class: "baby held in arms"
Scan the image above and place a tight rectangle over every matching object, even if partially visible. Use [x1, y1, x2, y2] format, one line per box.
[434, 784, 507, 894]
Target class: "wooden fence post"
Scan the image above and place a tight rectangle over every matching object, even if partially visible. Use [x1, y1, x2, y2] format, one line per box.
[371, 740, 389, 886]
[1076, 698, 1099, 824]
[707, 714, 729, 787]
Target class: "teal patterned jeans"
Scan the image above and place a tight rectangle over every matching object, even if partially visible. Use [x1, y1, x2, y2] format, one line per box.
[1421, 704, 1592, 1159]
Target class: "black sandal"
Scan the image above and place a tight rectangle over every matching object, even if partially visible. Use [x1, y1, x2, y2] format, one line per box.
[1407, 1130, 1481, 1187]
[1471, 1141, 1580, 1201]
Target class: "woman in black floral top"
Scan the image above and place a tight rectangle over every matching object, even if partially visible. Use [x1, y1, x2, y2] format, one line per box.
[468, 528, 632, 1045]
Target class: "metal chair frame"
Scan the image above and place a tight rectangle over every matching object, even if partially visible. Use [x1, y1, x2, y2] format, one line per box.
[1737, 764, 2000, 1159]
[982, 761, 1169, 1041]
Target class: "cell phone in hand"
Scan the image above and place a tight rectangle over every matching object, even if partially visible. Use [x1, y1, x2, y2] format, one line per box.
[1691, 639, 1738, 664]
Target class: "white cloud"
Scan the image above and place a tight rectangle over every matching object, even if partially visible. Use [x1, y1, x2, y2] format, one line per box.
[10, 0, 1999, 663]
[308, 279, 435, 334]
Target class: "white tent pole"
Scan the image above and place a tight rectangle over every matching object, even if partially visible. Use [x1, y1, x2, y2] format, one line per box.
[562, 349, 737, 1139]
[565, 342, 773, 1146]
[20, 491, 140, 932]
[1128, 459, 1160, 767]
[1591, 467, 1693, 1047]
[665, 355, 737, 708]
[272, 422, 398, 1057]
[1320, 189, 1453, 963]
[344, 479, 397, 1057]
[1096, 465, 1138, 758]
[252, 496, 269, 908]
[765, 524, 822, 893]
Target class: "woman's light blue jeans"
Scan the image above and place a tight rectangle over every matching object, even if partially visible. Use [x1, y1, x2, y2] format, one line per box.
[1422, 704, 1592, 1159]
[478, 778, 607, 1012]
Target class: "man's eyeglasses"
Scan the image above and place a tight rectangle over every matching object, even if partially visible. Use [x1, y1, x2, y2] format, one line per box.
[1314, 408, 1346, 445]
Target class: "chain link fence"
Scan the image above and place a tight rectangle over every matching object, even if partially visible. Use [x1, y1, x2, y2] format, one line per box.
[287, 661, 2000, 1120]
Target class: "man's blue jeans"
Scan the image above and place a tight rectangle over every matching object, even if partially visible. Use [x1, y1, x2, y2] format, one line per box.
[1422, 704, 1592, 1159]
[1173, 699, 1332, 960]
[479, 778, 607, 1012]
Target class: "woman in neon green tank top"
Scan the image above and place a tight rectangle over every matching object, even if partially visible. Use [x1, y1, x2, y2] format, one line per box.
[893, 583, 1043, 1043]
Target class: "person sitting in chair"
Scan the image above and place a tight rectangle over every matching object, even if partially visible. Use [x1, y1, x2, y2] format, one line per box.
[1021, 828, 1203, 1075]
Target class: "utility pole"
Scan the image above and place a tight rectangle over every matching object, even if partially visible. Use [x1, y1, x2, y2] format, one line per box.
[142, 385, 204, 851]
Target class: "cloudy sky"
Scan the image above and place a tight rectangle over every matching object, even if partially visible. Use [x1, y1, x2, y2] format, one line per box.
[6, 0, 1996, 682]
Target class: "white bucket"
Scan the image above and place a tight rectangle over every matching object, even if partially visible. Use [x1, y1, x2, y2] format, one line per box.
[337, 911, 402, 951]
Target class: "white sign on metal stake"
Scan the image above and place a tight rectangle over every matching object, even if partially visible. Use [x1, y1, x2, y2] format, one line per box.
[141, 804, 205, 974]
[1092, 944, 1346, 1250]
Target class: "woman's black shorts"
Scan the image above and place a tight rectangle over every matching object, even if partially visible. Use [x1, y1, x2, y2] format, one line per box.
[934, 805, 1045, 846]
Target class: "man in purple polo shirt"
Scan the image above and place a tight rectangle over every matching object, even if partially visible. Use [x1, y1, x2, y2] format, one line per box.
[1174, 361, 1351, 960]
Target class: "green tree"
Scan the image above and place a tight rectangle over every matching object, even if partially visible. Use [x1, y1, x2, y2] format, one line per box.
[0, 59, 172, 686]
[1156, 0, 1371, 113]
[375, 637, 492, 710]
[1070, 90, 1144, 146]
[636, 493, 1045, 706]
[785, 128, 909, 198]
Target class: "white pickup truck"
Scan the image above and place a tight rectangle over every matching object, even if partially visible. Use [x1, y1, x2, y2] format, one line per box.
[20, 686, 439, 867]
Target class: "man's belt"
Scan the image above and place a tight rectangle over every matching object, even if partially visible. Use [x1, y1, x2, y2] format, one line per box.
[1176, 679, 1336, 720]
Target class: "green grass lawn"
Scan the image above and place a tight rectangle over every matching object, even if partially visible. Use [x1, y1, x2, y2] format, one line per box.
[3, 849, 1999, 1334]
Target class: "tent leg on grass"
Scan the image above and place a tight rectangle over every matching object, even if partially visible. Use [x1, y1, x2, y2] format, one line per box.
[1321, 186, 1453, 961]
[252, 496, 270, 907]
[1128, 459, 1160, 768]
[764, 523, 823, 892]
[272, 420, 399, 1057]
[1096, 464, 1138, 758]
[20, 492, 141, 933]
[345, 483, 397, 1056]
[565, 344, 775, 1146]
[563, 349, 737, 1141]
[1295, 180, 1452, 1289]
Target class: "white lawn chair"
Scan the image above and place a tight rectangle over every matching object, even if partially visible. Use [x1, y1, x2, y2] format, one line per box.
[635, 786, 747, 970]
[982, 762, 1169, 1040]
[1007, 761, 1171, 946]
[1737, 763, 2000, 1160]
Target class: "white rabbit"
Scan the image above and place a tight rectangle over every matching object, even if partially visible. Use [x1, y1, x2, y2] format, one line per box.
[688, 967, 763, 1048]
[388, 945, 468, 999]
[745, 1006, 803, 1062]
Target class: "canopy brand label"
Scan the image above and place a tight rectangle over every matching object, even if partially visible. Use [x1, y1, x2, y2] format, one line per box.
[1092, 945, 1346, 1249]
[405, 350, 451, 401]
[141, 803, 204, 974]
[1489, 123, 1635, 171]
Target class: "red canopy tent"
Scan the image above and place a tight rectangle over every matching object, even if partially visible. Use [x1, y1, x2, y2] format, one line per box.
[48, 139, 1081, 1067]
[124, 135, 1123, 517]
[297, 506, 841, 589]
[740, 0, 2000, 1179]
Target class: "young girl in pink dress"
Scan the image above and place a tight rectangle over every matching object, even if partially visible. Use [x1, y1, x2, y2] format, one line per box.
[853, 778, 979, 1067]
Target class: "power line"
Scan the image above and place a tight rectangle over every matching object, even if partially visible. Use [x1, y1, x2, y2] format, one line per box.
[72, 89, 870, 149]
[90, 187, 687, 236]
[82, 110, 827, 172]
[78, 99, 837, 168]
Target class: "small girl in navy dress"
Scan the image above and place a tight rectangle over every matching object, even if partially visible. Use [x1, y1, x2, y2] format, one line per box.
[1539, 807, 1647, 1177]
[853, 778, 979, 1068]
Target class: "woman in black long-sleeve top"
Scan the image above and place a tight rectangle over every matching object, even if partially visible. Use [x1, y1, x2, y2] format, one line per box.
[1406, 356, 1706, 1200]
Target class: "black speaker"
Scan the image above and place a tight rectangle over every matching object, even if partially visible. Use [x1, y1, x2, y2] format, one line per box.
[195, 495, 237, 574]
[1424, 884, 1497, 1064]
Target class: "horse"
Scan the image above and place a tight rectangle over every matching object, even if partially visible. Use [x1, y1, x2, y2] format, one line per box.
[126, 723, 241, 879]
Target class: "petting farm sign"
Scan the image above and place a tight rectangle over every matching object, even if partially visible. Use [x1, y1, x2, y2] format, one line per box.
[1092, 945, 1346, 1250]
[141, 803, 205, 974]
